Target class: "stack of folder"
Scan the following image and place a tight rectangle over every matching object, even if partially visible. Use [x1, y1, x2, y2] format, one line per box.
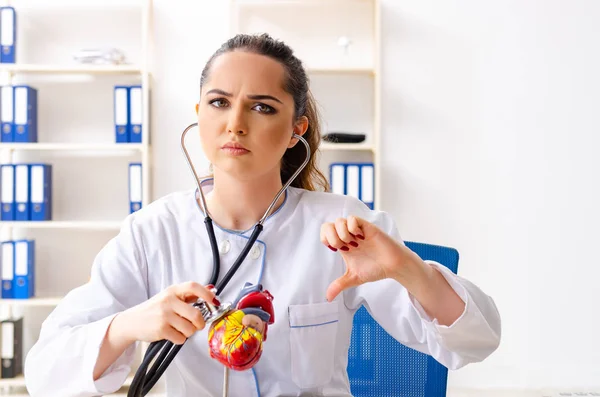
[0, 317, 23, 379]
[1, 240, 35, 300]
[329, 162, 375, 209]
[0, 7, 16, 64]
[1, 163, 52, 221]
[115, 85, 143, 143]
[0, 84, 38, 143]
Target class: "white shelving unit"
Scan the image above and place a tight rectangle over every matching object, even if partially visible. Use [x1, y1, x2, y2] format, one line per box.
[0, 64, 143, 75]
[0, 221, 123, 230]
[0, 0, 153, 392]
[0, 143, 145, 152]
[229, 0, 382, 210]
[0, 297, 62, 307]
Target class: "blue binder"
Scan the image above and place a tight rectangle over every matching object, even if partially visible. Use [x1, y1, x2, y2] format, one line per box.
[1, 164, 14, 220]
[114, 86, 130, 143]
[329, 162, 375, 210]
[29, 164, 51, 221]
[13, 85, 37, 143]
[0, 7, 16, 64]
[360, 163, 374, 210]
[13, 240, 34, 299]
[1, 85, 13, 142]
[129, 163, 142, 213]
[1, 241, 14, 299]
[14, 164, 30, 221]
[129, 85, 142, 143]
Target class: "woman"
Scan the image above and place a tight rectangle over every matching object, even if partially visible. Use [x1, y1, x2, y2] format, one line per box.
[24, 33, 501, 397]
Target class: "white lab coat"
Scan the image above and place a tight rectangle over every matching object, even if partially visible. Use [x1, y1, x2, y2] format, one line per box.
[24, 182, 501, 397]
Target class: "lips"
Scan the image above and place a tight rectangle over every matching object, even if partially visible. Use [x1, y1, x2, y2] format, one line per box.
[222, 142, 248, 150]
[221, 141, 250, 155]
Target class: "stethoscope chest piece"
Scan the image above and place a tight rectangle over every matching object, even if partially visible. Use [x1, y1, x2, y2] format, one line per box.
[194, 299, 233, 325]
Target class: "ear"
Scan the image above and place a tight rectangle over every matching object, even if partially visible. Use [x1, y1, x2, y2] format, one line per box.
[195, 103, 199, 115]
[287, 116, 309, 149]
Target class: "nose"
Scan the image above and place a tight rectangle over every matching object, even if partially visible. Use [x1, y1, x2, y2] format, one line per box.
[226, 105, 248, 136]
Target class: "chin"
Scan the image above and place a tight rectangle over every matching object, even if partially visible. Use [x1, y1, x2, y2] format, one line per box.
[216, 162, 260, 181]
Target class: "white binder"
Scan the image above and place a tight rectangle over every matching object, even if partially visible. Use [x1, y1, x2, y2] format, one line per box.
[330, 164, 345, 195]
[129, 85, 142, 143]
[346, 165, 360, 199]
[129, 163, 142, 213]
[1, 85, 13, 142]
[1, 241, 14, 298]
[14, 164, 29, 221]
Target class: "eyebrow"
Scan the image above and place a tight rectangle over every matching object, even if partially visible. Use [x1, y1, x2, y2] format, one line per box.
[205, 88, 283, 105]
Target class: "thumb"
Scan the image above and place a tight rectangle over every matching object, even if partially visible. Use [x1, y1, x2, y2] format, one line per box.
[326, 271, 360, 302]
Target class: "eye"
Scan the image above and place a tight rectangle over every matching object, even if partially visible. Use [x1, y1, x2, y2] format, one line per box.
[252, 103, 276, 114]
[209, 98, 229, 108]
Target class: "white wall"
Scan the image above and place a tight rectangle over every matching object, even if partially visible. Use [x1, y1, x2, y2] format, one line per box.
[11, 0, 599, 392]
[150, 0, 600, 391]
[376, 0, 600, 390]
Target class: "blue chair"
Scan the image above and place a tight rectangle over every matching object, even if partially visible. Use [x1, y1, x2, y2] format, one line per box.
[347, 241, 460, 397]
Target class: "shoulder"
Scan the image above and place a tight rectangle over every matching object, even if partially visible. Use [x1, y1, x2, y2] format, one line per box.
[121, 189, 197, 232]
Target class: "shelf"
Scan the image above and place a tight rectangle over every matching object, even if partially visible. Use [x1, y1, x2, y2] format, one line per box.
[0, 375, 25, 387]
[234, 0, 374, 7]
[307, 66, 375, 75]
[0, 64, 144, 75]
[13, 0, 148, 8]
[0, 143, 145, 153]
[0, 297, 62, 306]
[320, 142, 375, 151]
[0, 221, 123, 230]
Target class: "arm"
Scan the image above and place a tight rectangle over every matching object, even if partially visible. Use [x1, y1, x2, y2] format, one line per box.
[339, 199, 501, 370]
[386, 245, 466, 327]
[24, 215, 149, 397]
[93, 311, 137, 380]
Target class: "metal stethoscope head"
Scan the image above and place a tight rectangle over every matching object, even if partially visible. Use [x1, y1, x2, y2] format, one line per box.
[180, 122, 312, 225]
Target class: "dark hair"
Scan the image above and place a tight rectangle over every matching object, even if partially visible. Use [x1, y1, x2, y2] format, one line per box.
[200, 33, 329, 192]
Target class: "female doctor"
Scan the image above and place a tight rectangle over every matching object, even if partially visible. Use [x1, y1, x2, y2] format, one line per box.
[24, 33, 501, 397]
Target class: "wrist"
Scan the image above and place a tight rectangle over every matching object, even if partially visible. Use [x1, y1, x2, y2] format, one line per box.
[108, 310, 137, 346]
[391, 252, 432, 295]
[396, 261, 466, 326]
[390, 247, 433, 284]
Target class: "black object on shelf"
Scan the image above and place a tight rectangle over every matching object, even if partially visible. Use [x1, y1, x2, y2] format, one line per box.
[322, 132, 366, 144]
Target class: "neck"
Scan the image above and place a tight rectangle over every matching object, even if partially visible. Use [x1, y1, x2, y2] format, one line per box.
[203, 170, 286, 231]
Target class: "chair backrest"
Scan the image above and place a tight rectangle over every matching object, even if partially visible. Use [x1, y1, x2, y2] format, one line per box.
[347, 241, 459, 397]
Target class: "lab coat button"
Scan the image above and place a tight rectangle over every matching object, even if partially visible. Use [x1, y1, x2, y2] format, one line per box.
[219, 240, 231, 254]
[250, 245, 261, 260]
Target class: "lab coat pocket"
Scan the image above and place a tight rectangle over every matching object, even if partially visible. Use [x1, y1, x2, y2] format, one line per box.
[288, 301, 340, 389]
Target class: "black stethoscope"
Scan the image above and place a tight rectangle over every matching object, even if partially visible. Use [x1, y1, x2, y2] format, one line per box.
[127, 122, 311, 397]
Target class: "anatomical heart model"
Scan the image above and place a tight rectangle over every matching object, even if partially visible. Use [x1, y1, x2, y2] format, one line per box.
[208, 309, 264, 371]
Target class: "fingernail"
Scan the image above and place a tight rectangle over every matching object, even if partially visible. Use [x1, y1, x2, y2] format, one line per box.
[328, 245, 338, 252]
[213, 297, 221, 306]
[356, 235, 365, 240]
[340, 246, 350, 251]
[349, 241, 359, 248]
